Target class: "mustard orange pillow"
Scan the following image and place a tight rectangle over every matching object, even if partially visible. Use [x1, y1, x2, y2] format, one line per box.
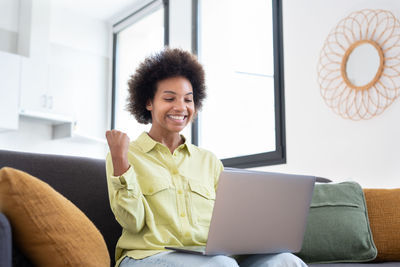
[364, 188, 400, 262]
[0, 167, 110, 267]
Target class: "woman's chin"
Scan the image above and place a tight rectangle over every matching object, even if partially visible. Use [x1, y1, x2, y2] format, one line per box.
[167, 124, 187, 133]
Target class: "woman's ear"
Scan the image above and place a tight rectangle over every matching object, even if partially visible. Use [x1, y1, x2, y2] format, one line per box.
[146, 100, 153, 111]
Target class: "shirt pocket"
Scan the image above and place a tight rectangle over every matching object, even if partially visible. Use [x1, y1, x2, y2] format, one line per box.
[141, 176, 176, 225]
[188, 179, 216, 227]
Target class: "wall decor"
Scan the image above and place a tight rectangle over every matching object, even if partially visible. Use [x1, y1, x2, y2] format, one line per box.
[318, 9, 400, 120]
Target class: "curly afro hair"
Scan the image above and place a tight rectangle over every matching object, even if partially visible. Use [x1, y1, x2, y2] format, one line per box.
[126, 48, 206, 124]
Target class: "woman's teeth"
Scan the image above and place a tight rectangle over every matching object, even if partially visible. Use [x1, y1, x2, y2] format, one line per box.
[169, 115, 185, 120]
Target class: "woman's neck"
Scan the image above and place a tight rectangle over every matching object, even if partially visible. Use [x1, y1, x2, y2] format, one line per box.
[147, 129, 183, 154]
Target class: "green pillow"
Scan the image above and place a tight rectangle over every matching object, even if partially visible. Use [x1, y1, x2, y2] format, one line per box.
[296, 182, 377, 264]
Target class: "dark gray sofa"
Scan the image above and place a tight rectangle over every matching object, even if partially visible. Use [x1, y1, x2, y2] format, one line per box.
[0, 149, 398, 267]
[0, 149, 121, 267]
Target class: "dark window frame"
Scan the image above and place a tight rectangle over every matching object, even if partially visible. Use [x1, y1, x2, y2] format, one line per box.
[111, 0, 169, 130]
[192, 0, 286, 168]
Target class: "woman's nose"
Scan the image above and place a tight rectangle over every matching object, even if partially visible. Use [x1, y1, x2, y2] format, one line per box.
[173, 99, 186, 110]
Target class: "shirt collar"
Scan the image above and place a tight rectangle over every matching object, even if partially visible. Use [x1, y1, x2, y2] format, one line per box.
[137, 132, 193, 156]
[181, 135, 194, 156]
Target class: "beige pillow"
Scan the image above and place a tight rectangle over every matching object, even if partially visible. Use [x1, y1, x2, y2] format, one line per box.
[0, 167, 110, 267]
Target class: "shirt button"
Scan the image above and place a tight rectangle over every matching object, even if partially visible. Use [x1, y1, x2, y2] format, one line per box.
[177, 189, 183, 194]
[180, 212, 186, 217]
[148, 187, 154, 194]
[184, 232, 191, 238]
[172, 169, 179, 175]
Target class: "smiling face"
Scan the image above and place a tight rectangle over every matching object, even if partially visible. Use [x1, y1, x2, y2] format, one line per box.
[146, 76, 195, 137]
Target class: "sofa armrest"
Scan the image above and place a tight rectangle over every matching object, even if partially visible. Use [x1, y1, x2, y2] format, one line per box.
[0, 212, 12, 267]
[316, 176, 332, 183]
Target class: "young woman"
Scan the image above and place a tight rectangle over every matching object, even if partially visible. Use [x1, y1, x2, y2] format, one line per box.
[105, 48, 307, 267]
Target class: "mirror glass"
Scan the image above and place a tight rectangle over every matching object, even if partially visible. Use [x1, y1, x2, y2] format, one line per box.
[345, 43, 381, 87]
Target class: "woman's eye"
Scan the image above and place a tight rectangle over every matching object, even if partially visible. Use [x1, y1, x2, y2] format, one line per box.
[185, 99, 193, 102]
[164, 98, 174, 102]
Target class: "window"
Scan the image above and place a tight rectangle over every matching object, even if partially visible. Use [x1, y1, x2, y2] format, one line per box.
[194, 0, 285, 168]
[111, 0, 168, 139]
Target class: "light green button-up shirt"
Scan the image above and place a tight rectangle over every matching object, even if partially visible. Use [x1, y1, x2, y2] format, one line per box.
[106, 132, 223, 266]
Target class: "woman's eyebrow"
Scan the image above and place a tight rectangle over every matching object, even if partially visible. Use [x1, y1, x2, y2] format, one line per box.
[162, 91, 193, 96]
[162, 90, 176, 95]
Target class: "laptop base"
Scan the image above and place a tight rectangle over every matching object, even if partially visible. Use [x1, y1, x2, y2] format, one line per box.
[164, 246, 207, 255]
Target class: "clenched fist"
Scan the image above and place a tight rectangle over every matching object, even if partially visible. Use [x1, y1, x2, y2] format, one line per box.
[106, 130, 130, 176]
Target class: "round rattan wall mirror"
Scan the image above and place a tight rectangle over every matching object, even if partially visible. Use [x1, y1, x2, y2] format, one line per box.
[318, 9, 400, 120]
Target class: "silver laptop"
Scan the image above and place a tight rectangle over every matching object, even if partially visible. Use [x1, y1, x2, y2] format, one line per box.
[165, 168, 315, 256]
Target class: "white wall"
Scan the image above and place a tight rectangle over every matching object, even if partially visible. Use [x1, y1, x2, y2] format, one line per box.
[257, 0, 400, 189]
[0, 118, 107, 158]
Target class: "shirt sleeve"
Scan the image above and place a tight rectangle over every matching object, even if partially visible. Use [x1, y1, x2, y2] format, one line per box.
[106, 153, 145, 234]
[214, 158, 224, 190]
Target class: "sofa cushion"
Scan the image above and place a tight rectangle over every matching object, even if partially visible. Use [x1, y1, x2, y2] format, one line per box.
[364, 188, 400, 262]
[0, 167, 110, 267]
[0, 212, 12, 267]
[309, 263, 400, 266]
[296, 182, 377, 264]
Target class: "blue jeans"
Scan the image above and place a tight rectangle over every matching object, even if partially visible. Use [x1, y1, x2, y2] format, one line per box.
[119, 251, 307, 267]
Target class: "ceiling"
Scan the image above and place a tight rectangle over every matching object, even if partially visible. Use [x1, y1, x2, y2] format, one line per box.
[51, 0, 145, 21]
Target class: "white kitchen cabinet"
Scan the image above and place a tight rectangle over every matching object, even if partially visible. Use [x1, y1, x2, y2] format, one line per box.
[19, 56, 49, 113]
[17, 0, 75, 138]
[18, 55, 76, 139]
[19, 59, 74, 118]
[18, 0, 52, 115]
[0, 51, 20, 131]
[46, 63, 76, 117]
